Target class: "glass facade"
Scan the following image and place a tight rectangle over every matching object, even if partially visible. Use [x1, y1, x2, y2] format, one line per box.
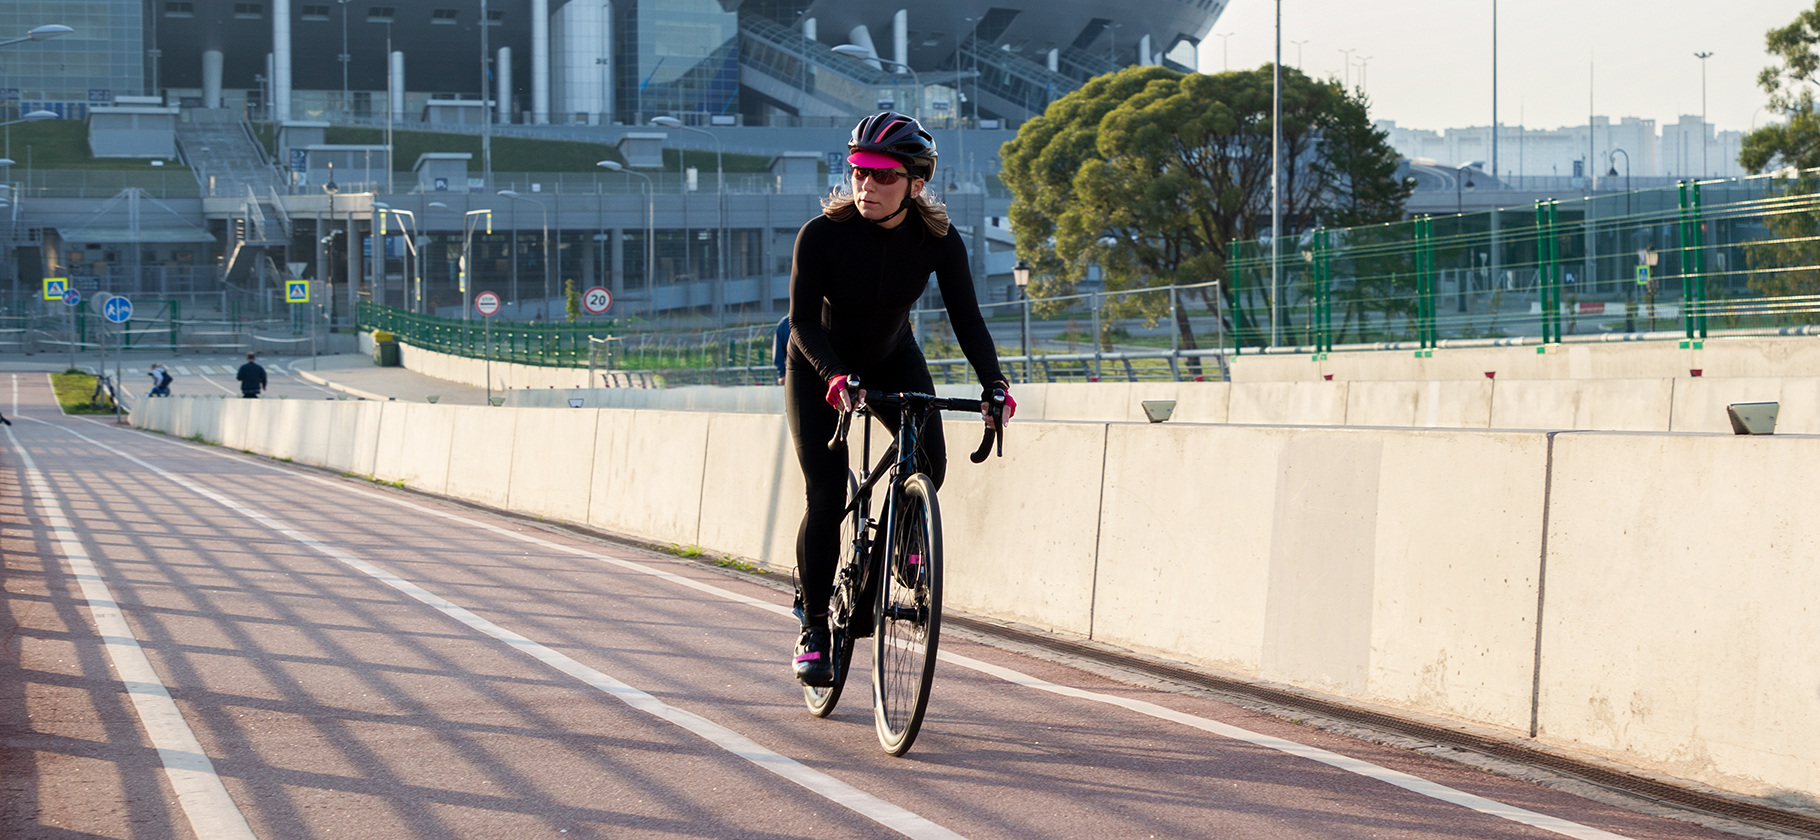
[0, 0, 144, 120]
[619, 0, 738, 126]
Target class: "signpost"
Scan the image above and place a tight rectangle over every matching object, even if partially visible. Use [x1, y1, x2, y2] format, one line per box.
[582, 286, 612, 316]
[476, 291, 501, 404]
[101, 295, 132, 424]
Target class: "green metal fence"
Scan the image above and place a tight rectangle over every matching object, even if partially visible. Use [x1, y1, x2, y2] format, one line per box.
[1225, 171, 1820, 355]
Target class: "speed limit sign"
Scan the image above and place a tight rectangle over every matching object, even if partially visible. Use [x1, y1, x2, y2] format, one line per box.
[582, 286, 612, 315]
[475, 291, 501, 317]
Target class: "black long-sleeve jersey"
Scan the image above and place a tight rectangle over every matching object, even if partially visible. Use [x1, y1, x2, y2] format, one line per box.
[787, 212, 1004, 386]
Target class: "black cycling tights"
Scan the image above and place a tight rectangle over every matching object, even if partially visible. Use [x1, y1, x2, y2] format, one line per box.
[785, 344, 946, 618]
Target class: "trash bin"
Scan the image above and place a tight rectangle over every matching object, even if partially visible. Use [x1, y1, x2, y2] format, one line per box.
[372, 330, 400, 366]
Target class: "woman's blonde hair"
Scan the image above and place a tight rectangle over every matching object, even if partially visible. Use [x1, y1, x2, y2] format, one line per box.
[822, 181, 951, 238]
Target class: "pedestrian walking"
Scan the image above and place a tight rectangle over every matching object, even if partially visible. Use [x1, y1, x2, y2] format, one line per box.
[772, 315, 790, 385]
[147, 363, 174, 397]
[237, 353, 268, 398]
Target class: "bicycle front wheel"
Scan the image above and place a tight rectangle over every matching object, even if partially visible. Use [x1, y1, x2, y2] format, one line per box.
[872, 472, 942, 756]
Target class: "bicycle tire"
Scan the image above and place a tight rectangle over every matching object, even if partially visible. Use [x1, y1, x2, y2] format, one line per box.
[804, 470, 863, 717]
[872, 472, 942, 756]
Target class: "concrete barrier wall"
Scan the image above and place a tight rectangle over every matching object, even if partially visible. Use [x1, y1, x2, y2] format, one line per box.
[1232, 335, 1820, 383]
[131, 396, 1820, 804]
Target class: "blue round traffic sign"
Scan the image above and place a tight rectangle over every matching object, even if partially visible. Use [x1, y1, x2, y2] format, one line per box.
[62, 289, 81, 306]
[103, 295, 133, 324]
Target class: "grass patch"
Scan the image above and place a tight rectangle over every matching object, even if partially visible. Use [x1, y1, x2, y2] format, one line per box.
[4, 121, 192, 171]
[663, 543, 705, 558]
[312, 125, 777, 173]
[713, 555, 771, 575]
[186, 432, 218, 445]
[50, 372, 122, 414]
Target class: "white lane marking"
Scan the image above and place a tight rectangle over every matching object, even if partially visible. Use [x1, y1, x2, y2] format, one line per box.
[3, 424, 259, 840]
[47, 423, 968, 840]
[175, 366, 193, 375]
[93, 423, 1634, 840]
[235, 459, 1637, 840]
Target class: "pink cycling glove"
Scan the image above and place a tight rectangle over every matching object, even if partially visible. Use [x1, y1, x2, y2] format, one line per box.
[825, 374, 854, 411]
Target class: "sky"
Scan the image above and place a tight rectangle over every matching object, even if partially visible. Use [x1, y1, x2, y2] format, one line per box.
[1196, 0, 1797, 134]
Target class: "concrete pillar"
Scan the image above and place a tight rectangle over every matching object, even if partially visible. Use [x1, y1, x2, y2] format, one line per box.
[202, 50, 224, 108]
[345, 215, 360, 325]
[272, 0, 292, 120]
[1139, 34, 1151, 66]
[532, 0, 550, 124]
[893, 10, 907, 71]
[497, 47, 513, 124]
[848, 25, 881, 70]
[1047, 48, 1058, 73]
[390, 51, 405, 121]
[802, 17, 816, 43]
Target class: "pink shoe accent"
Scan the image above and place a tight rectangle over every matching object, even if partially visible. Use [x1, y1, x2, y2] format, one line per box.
[794, 651, 822, 663]
[908, 554, 922, 565]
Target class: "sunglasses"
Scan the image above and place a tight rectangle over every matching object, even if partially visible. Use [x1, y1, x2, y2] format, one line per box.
[852, 166, 910, 186]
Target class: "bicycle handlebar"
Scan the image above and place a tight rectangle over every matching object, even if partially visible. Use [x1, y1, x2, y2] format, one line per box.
[824, 381, 1008, 463]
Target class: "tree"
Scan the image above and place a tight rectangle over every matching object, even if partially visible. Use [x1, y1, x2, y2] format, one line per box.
[1742, 1, 1820, 173]
[1000, 64, 1409, 355]
[564, 278, 580, 323]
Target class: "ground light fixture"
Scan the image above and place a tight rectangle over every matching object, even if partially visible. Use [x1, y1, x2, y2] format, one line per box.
[1726, 402, 1778, 435]
[1141, 400, 1176, 423]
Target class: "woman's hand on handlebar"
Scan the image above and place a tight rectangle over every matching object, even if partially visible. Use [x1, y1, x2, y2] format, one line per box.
[980, 381, 1016, 428]
[825, 374, 866, 412]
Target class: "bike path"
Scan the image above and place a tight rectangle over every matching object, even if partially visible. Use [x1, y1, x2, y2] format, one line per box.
[0, 372, 1773, 840]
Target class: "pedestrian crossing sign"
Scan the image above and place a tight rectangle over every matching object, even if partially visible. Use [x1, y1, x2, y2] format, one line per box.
[286, 280, 310, 303]
[43, 278, 66, 301]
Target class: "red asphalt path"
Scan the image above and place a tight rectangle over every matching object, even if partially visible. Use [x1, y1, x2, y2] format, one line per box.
[0, 372, 1767, 840]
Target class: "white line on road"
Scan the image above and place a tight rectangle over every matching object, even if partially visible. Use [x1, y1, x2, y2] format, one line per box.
[4, 420, 259, 840]
[44, 422, 969, 840]
[76, 420, 1637, 840]
[224, 453, 1639, 840]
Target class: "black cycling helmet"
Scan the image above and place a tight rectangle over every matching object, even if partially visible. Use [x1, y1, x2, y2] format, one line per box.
[848, 112, 937, 181]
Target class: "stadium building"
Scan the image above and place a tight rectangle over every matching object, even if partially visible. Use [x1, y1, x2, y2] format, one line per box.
[0, 0, 1222, 333]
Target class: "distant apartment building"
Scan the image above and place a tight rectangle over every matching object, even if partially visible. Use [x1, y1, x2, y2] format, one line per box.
[1377, 117, 1747, 181]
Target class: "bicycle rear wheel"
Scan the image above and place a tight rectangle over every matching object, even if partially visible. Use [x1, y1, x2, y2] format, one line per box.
[804, 471, 863, 717]
[872, 473, 942, 756]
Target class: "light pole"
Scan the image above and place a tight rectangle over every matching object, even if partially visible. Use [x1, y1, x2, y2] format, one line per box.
[324, 164, 340, 331]
[1456, 162, 1479, 213]
[1215, 33, 1233, 72]
[1354, 55, 1372, 95]
[0, 24, 72, 49]
[1289, 39, 1308, 68]
[457, 208, 492, 320]
[599, 160, 655, 320]
[651, 116, 724, 322]
[1012, 259, 1032, 378]
[833, 44, 922, 121]
[1337, 48, 1355, 89]
[338, 0, 351, 119]
[1694, 51, 1713, 177]
[371, 202, 420, 312]
[1608, 149, 1633, 332]
[497, 189, 550, 319]
[1271, 0, 1281, 346]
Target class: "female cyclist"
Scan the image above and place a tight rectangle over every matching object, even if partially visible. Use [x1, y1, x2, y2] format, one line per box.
[785, 112, 1015, 686]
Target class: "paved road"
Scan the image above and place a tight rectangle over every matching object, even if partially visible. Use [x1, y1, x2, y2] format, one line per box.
[0, 371, 1777, 840]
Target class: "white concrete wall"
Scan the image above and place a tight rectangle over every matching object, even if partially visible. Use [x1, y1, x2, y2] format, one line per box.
[130, 394, 1820, 805]
[1231, 335, 1820, 383]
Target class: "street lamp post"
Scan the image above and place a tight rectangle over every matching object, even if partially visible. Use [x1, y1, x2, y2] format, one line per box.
[650, 116, 724, 322]
[1012, 260, 1032, 380]
[1608, 148, 1634, 332]
[458, 208, 492, 320]
[832, 45, 922, 121]
[1456, 162, 1478, 213]
[0, 24, 72, 49]
[324, 163, 341, 331]
[371, 202, 420, 312]
[339, 0, 351, 119]
[497, 189, 550, 319]
[1694, 51, 1713, 177]
[599, 160, 655, 321]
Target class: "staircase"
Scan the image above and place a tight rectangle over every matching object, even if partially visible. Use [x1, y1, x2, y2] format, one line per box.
[178, 111, 293, 285]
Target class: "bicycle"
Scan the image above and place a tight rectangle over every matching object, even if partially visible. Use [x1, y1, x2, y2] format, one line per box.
[802, 377, 1006, 756]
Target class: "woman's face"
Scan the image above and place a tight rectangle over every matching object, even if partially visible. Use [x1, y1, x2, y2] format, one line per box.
[853, 167, 923, 223]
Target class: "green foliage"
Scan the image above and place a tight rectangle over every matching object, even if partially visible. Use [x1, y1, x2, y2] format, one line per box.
[323, 126, 626, 171]
[1744, 2, 1820, 173]
[1, 121, 191, 171]
[1742, 174, 1820, 322]
[1000, 64, 1410, 351]
[564, 278, 581, 323]
[50, 373, 117, 414]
